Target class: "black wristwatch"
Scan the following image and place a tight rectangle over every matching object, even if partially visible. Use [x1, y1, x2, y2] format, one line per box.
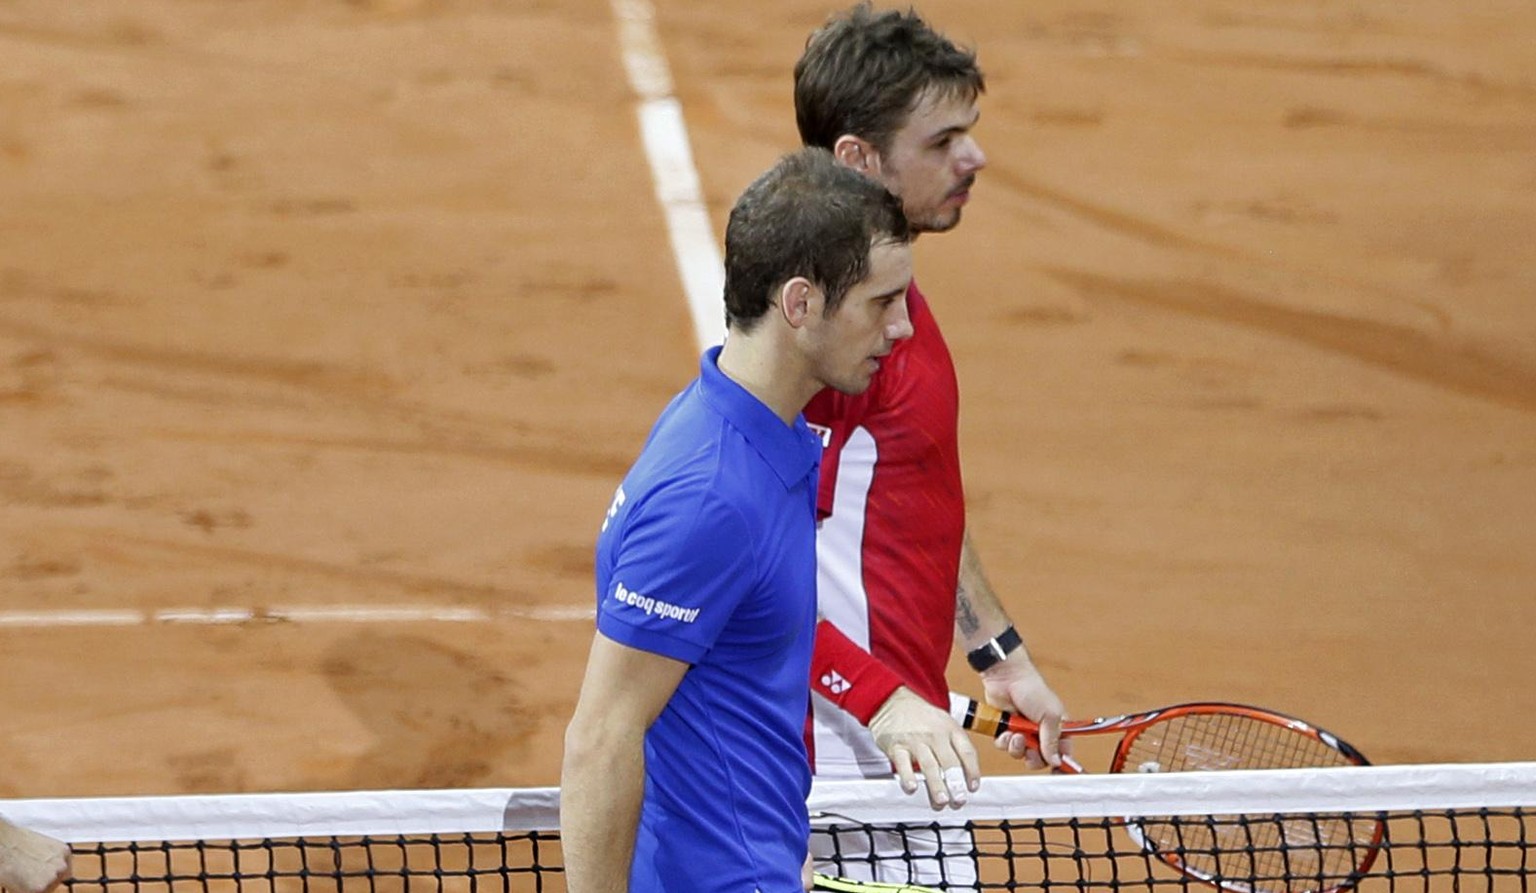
[966, 625, 1022, 672]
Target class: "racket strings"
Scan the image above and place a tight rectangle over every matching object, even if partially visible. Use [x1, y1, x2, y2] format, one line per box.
[1119, 714, 1382, 893]
[1121, 713, 1352, 773]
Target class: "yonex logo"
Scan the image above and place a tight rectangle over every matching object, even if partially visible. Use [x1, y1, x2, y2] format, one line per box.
[821, 670, 851, 694]
[807, 423, 832, 449]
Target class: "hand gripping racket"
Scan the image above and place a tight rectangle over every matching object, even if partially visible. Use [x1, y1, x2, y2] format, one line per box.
[948, 693, 1385, 893]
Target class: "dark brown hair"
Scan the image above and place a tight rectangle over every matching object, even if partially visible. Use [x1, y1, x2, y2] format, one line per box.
[794, 3, 985, 154]
[723, 147, 910, 331]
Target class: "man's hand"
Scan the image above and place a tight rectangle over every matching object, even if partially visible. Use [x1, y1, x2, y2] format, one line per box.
[868, 687, 980, 810]
[980, 662, 1069, 770]
[0, 818, 72, 893]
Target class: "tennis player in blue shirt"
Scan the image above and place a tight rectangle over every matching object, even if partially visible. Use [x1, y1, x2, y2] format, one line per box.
[560, 147, 916, 893]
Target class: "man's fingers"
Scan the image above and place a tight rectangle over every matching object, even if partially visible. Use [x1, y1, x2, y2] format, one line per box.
[936, 727, 981, 808]
[941, 765, 971, 809]
[890, 746, 920, 795]
[1037, 712, 1064, 768]
[994, 730, 1035, 762]
[870, 687, 988, 809]
[951, 727, 982, 792]
[993, 729, 1066, 771]
[0, 824, 72, 893]
[911, 749, 952, 810]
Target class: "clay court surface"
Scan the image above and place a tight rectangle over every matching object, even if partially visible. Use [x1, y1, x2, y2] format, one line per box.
[1, 1, 1532, 799]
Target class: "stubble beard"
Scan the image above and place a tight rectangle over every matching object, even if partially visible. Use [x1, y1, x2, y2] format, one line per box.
[912, 173, 977, 234]
[912, 209, 963, 234]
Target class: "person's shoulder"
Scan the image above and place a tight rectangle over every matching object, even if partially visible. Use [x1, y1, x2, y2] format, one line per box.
[628, 379, 787, 515]
[633, 384, 729, 465]
[617, 474, 757, 575]
[626, 450, 747, 523]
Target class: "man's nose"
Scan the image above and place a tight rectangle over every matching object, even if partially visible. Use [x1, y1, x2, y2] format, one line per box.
[958, 135, 986, 174]
[886, 300, 915, 341]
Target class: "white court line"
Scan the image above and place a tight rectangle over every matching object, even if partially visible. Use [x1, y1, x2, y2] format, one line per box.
[0, 604, 594, 629]
[610, 0, 724, 350]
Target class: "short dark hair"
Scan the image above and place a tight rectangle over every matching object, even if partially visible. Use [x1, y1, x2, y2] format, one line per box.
[794, 3, 985, 154]
[723, 147, 909, 331]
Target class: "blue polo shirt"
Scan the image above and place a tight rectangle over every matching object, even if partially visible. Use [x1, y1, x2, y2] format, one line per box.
[595, 345, 822, 893]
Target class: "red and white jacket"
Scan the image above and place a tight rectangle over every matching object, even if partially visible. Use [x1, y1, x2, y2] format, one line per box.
[804, 281, 966, 777]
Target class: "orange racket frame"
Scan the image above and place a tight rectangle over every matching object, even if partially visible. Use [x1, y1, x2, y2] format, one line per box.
[948, 693, 1385, 893]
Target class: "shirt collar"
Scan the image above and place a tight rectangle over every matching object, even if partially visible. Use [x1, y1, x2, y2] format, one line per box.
[697, 345, 820, 489]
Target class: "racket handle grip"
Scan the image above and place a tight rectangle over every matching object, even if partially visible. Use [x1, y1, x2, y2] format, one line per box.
[947, 692, 1037, 739]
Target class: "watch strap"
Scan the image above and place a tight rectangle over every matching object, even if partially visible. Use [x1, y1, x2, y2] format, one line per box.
[966, 625, 1022, 672]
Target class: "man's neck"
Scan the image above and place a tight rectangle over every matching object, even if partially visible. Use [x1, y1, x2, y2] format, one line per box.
[715, 333, 815, 425]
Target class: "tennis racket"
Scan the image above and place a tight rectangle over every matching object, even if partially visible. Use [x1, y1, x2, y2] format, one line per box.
[949, 693, 1385, 893]
[811, 873, 937, 893]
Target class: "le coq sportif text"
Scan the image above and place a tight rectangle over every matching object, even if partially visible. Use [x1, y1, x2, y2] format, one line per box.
[614, 581, 701, 624]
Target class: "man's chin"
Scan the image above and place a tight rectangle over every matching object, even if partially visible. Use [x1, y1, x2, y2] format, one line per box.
[829, 375, 874, 397]
[913, 209, 964, 234]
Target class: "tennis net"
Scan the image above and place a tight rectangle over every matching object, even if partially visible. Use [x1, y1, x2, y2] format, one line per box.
[2, 762, 1531, 893]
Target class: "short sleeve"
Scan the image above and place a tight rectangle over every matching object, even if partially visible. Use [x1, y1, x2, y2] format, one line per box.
[597, 482, 756, 664]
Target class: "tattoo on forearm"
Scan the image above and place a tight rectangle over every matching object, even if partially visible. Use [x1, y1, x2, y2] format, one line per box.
[956, 585, 981, 637]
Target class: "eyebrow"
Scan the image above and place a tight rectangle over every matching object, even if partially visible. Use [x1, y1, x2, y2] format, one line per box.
[926, 109, 981, 144]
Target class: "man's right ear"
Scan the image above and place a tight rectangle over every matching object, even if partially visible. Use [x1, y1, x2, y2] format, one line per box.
[832, 136, 875, 174]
